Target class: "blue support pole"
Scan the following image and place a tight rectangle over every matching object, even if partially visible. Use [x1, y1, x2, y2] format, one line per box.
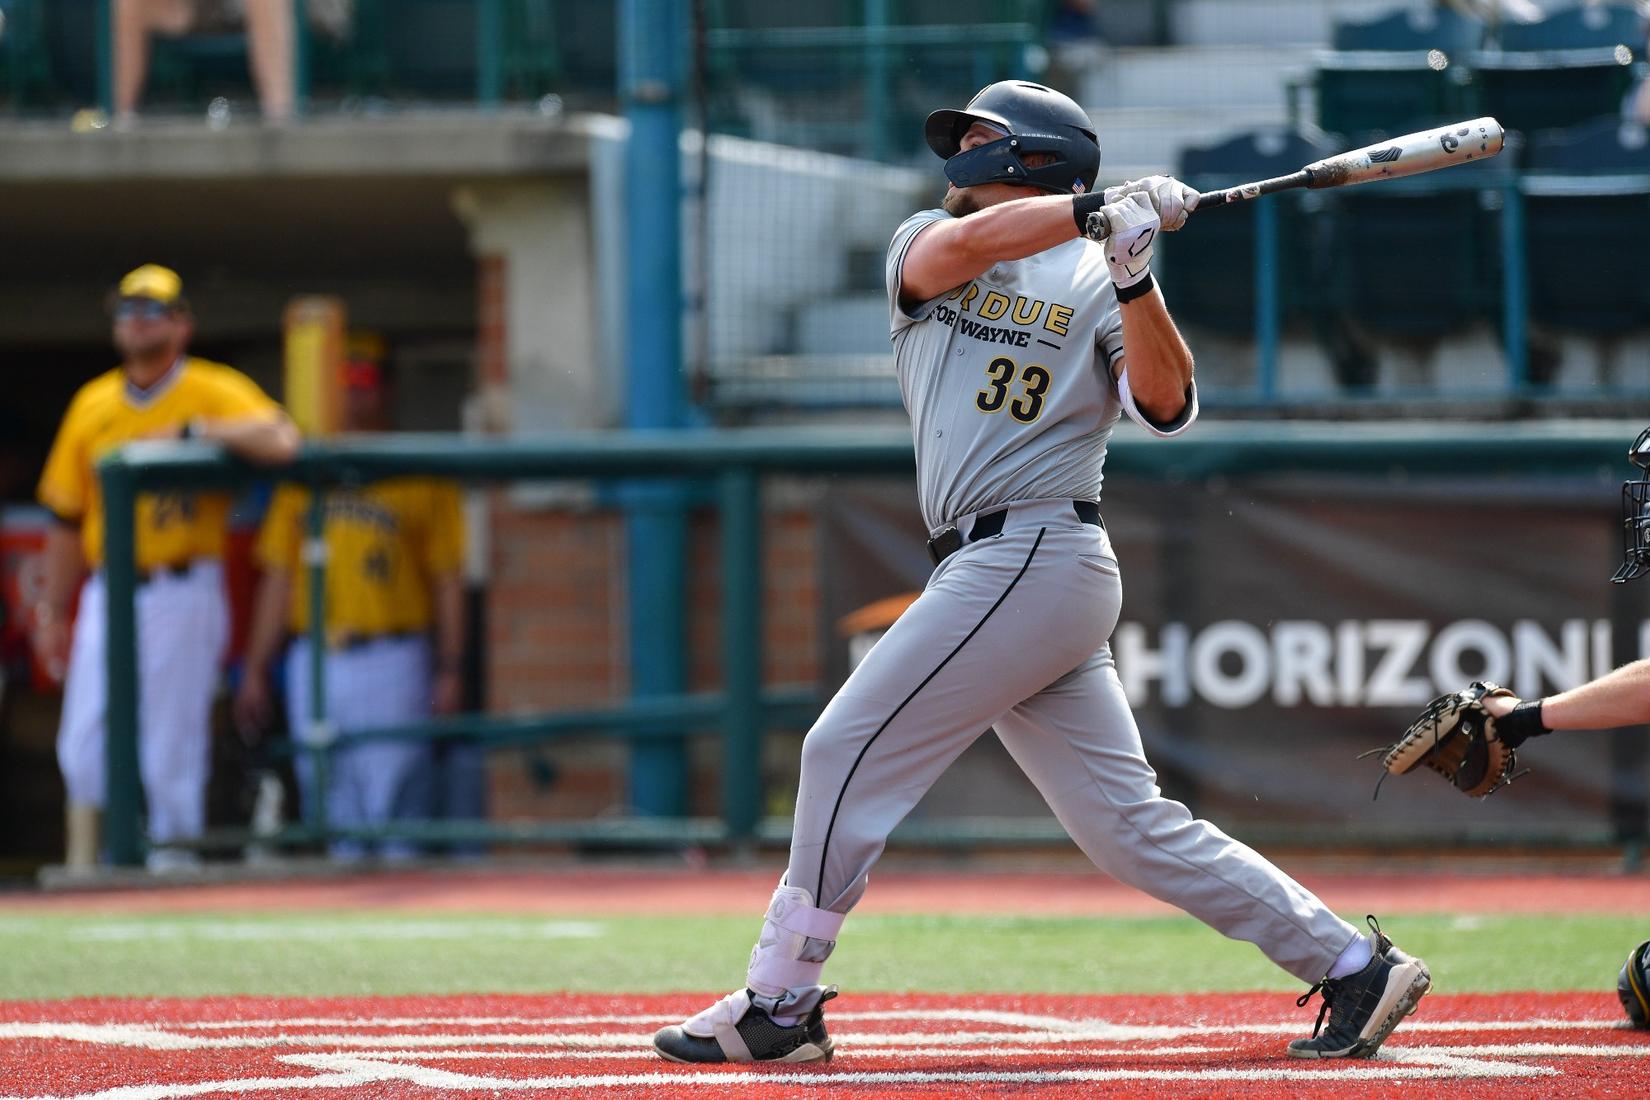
[866, 0, 892, 163]
[100, 459, 143, 866]
[291, 0, 309, 117]
[96, 0, 113, 116]
[621, 0, 690, 817]
[720, 468, 762, 843]
[304, 489, 332, 842]
[478, 0, 505, 107]
[1254, 196, 1280, 403]
[1500, 180, 1529, 394]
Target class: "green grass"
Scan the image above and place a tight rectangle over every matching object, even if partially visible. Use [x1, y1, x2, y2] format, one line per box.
[0, 911, 1637, 1000]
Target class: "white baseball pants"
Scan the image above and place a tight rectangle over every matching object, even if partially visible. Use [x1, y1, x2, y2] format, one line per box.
[57, 561, 228, 846]
[284, 634, 436, 860]
[762, 500, 1359, 1013]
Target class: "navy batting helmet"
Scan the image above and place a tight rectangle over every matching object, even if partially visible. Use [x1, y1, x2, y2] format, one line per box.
[1619, 939, 1650, 1027]
[924, 81, 1101, 195]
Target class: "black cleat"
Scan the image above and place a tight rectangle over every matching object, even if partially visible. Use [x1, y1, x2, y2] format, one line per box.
[1288, 916, 1430, 1059]
[653, 986, 837, 1064]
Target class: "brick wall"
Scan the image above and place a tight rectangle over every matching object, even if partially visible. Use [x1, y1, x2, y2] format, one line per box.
[475, 255, 508, 388]
[484, 500, 822, 821]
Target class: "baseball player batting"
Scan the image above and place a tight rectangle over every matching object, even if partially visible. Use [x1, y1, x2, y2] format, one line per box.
[654, 81, 1431, 1065]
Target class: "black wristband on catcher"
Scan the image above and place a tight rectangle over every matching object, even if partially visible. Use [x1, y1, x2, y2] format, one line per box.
[1494, 699, 1550, 748]
[1072, 192, 1108, 236]
[1114, 271, 1155, 303]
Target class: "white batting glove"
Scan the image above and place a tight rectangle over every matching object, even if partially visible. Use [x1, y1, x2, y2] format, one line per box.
[1094, 191, 1160, 290]
[1103, 175, 1200, 232]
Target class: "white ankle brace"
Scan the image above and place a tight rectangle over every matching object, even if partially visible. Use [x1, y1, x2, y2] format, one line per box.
[746, 882, 845, 996]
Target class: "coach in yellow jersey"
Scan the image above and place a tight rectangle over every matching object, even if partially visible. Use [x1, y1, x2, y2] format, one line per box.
[236, 359, 466, 861]
[32, 264, 301, 872]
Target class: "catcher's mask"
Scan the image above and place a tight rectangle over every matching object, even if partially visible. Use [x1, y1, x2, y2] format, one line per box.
[925, 80, 1100, 196]
[1611, 426, 1650, 583]
[1619, 938, 1650, 1028]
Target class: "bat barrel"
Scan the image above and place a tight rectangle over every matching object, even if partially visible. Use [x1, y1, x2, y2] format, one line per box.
[1304, 117, 1504, 188]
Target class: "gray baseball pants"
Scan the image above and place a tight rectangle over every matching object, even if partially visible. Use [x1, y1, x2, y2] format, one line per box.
[748, 499, 1359, 1015]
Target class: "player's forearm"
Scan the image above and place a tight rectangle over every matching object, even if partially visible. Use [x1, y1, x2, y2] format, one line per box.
[1538, 658, 1650, 730]
[950, 194, 1083, 263]
[242, 571, 294, 678]
[903, 195, 1080, 300]
[38, 522, 85, 618]
[1118, 286, 1195, 421]
[197, 414, 301, 466]
[432, 574, 466, 674]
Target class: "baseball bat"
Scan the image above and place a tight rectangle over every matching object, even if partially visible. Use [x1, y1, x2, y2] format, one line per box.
[1087, 117, 1505, 239]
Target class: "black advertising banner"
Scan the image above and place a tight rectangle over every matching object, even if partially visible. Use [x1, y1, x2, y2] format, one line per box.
[821, 473, 1650, 840]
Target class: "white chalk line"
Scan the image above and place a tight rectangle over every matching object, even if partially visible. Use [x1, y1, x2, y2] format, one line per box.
[0, 1051, 1564, 1100]
[1, 1008, 1643, 1100]
[241, 1043, 1228, 1061]
[169, 1008, 1092, 1031]
[165, 1010, 1636, 1035]
[50, 920, 606, 943]
[3, 1016, 1630, 1052]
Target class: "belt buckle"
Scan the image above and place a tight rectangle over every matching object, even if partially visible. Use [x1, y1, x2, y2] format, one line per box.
[926, 524, 962, 565]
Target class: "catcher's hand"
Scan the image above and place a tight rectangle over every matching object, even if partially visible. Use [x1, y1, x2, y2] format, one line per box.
[1374, 680, 1523, 798]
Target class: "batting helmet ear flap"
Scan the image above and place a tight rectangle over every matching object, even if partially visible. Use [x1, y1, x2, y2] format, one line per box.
[1618, 939, 1650, 1027]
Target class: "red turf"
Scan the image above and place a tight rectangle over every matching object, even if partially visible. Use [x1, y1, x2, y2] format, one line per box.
[1, 991, 1644, 1099]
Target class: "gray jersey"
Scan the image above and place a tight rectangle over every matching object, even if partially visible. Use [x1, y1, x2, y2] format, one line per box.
[886, 208, 1197, 530]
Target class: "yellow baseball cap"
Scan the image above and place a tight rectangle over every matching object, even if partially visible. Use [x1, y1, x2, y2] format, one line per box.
[115, 264, 186, 307]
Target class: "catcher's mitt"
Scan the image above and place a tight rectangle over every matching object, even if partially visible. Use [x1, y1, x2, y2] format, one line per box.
[1372, 680, 1522, 798]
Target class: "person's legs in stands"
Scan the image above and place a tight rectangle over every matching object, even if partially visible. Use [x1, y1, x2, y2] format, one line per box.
[114, 0, 197, 123]
[242, 0, 294, 121]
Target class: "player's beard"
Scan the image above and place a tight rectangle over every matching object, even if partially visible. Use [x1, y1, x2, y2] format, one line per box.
[116, 332, 175, 362]
[942, 187, 980, 217]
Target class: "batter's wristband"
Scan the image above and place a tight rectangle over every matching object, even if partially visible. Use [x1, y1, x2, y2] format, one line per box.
[1494, 699, 1550, 748]
[1114, 271, 1155, 303]
[1072, 192, 1108, 236]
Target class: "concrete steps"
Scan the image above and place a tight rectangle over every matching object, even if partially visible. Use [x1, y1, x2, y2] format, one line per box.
[1079, 45, 1319, 112]
[1087, 105, 1295, 178]
[1167, 0, 1410, 48]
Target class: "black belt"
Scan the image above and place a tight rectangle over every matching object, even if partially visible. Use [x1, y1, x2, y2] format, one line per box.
[137, 561, 195, 585]
[927, 500, 1103, 565]
[332, 630, 423, 651]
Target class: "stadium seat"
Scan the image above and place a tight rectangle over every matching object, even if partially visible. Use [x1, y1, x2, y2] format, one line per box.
[709, 0, 860, 93]
[548, 0, 616, 98]
[1328, 6, 1482, 54]
[500, 0, 563, 100]
[147, 33, 255, 109]
[0, 0, 56, 112]
[1522, 117, 1650, 336]
[1469, 3, 1646, 135]
[1325, 152, 1511, 344]
[305, 0, 390, 101]
[1315, 7, 1482, 141]
[2, 0, 103, 111]
[1491, 3, 1646, 52]
[1168, 128, 1339, 337]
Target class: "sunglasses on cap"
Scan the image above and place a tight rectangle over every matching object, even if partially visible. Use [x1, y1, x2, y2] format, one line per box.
[114, 299, 178, 321]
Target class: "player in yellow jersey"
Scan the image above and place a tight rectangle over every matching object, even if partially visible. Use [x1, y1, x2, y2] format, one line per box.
[235, 359, 466, 861]
[31, 264, 300, 873]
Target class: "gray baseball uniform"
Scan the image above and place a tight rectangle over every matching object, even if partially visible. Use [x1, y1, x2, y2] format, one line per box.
[739, 207, 1360, 1022]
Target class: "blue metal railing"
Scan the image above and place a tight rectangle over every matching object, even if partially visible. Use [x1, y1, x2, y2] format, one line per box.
[94, 424, 1642, 864]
